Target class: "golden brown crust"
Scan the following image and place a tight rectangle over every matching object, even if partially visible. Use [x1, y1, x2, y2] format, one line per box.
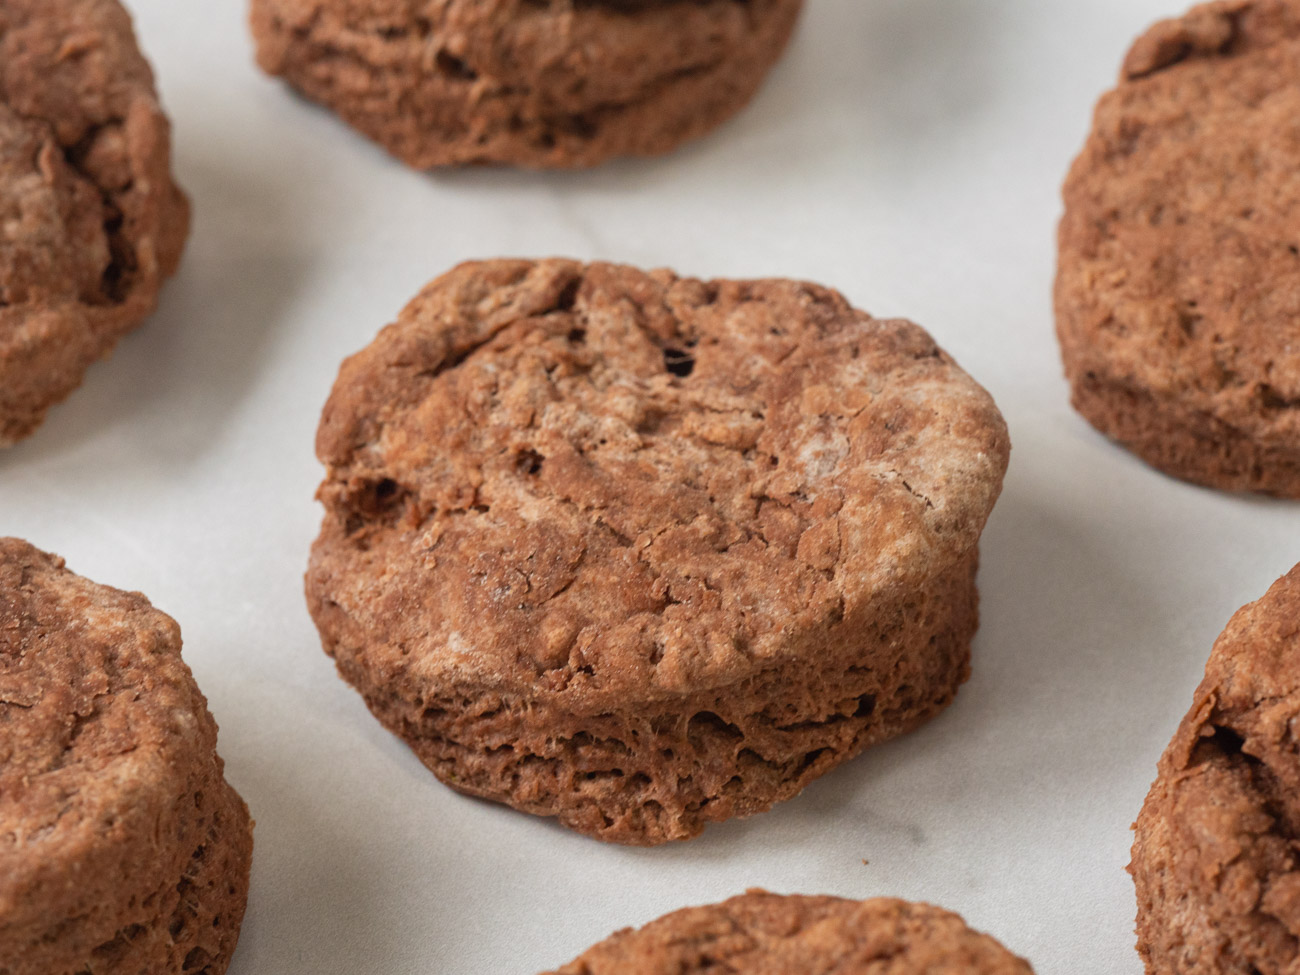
[249, 0, 804, 168]
[541, 891, 1036, 974]
[307, 258, 1010, 844]
[1131, 564, 1300, 975]
[0, 539, 252, 975]
[1055, 0, 1300, 495]
[0, 0, 190, 447]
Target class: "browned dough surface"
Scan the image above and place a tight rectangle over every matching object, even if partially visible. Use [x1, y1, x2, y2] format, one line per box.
[308, 258, 1010, 844]
[1055, 0, 1300, 495]
[250, 0, 803, 168]
[1132, 563, 1300, 975]
[0, 0, 189, 447]
[541, 891, 1036, 974]
[0, 539, 252, 975]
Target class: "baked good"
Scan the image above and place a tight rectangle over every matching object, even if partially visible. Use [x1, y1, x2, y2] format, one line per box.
[249, 0, 804, 168]
[1131, 563, 1300, 974]
[307, 258, 1010, 844]
[0, 539, 252, 975]
[0, 0, 189, 448]
[540, 891, 1035, 974]
[1055, 0, 1300, 495]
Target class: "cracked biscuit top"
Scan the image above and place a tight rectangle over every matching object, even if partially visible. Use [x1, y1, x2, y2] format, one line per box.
[0, 538, 217, 937]
[0, 0, 189, 445]
[1056, 0, 1300, 441]
[1132, 562, 1300, 973]
[313, 260, 1009, 704]
[542, 891, 1035, 974]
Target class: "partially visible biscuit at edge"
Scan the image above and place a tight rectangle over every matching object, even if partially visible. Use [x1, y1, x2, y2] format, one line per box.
[1131, 563, 1300, 975]
[0, 0, 189, 448]
[539, 891, 1036, 973]
[0, 538, 252, 975]
[1055, 0, 1300, 495]
[307, 258, 1010, 845]
[249, 0, 804, 168]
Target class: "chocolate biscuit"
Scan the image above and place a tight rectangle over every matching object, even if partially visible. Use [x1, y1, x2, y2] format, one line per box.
[541, 891, 1035, 974]
[1056, 0, 1300, 495]
[0, 0, 190, 447]
[1132, 563, 1300, 974]
[0, 539, 252, 975]
[307, 259, 1010, 844]
[250, 0, 804, 168]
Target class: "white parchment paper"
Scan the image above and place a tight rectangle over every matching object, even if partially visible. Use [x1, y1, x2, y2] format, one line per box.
[4, 1, 1299, 971]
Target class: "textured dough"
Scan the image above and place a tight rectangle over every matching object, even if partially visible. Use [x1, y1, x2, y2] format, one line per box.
[250, 0, 804, 168]
[541, 891, 1036, 974]
[1132, 563, 1300, 975]
[307, 259, 1010, 844]
[0, 539, 252, 975]
[1055, 0, 1300, 495]
[0, 0, 189, 447]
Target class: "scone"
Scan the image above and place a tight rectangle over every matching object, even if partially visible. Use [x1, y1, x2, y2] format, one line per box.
[307, 259, 1010, 844]
[541, 891, 1035, 974]
[250, 0, 804, 168]
[0, 0, 190, 447]
[1131, 563, 1300, 975]
[0, 539, 252, 975]
[1055, 0, 1300, 495]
